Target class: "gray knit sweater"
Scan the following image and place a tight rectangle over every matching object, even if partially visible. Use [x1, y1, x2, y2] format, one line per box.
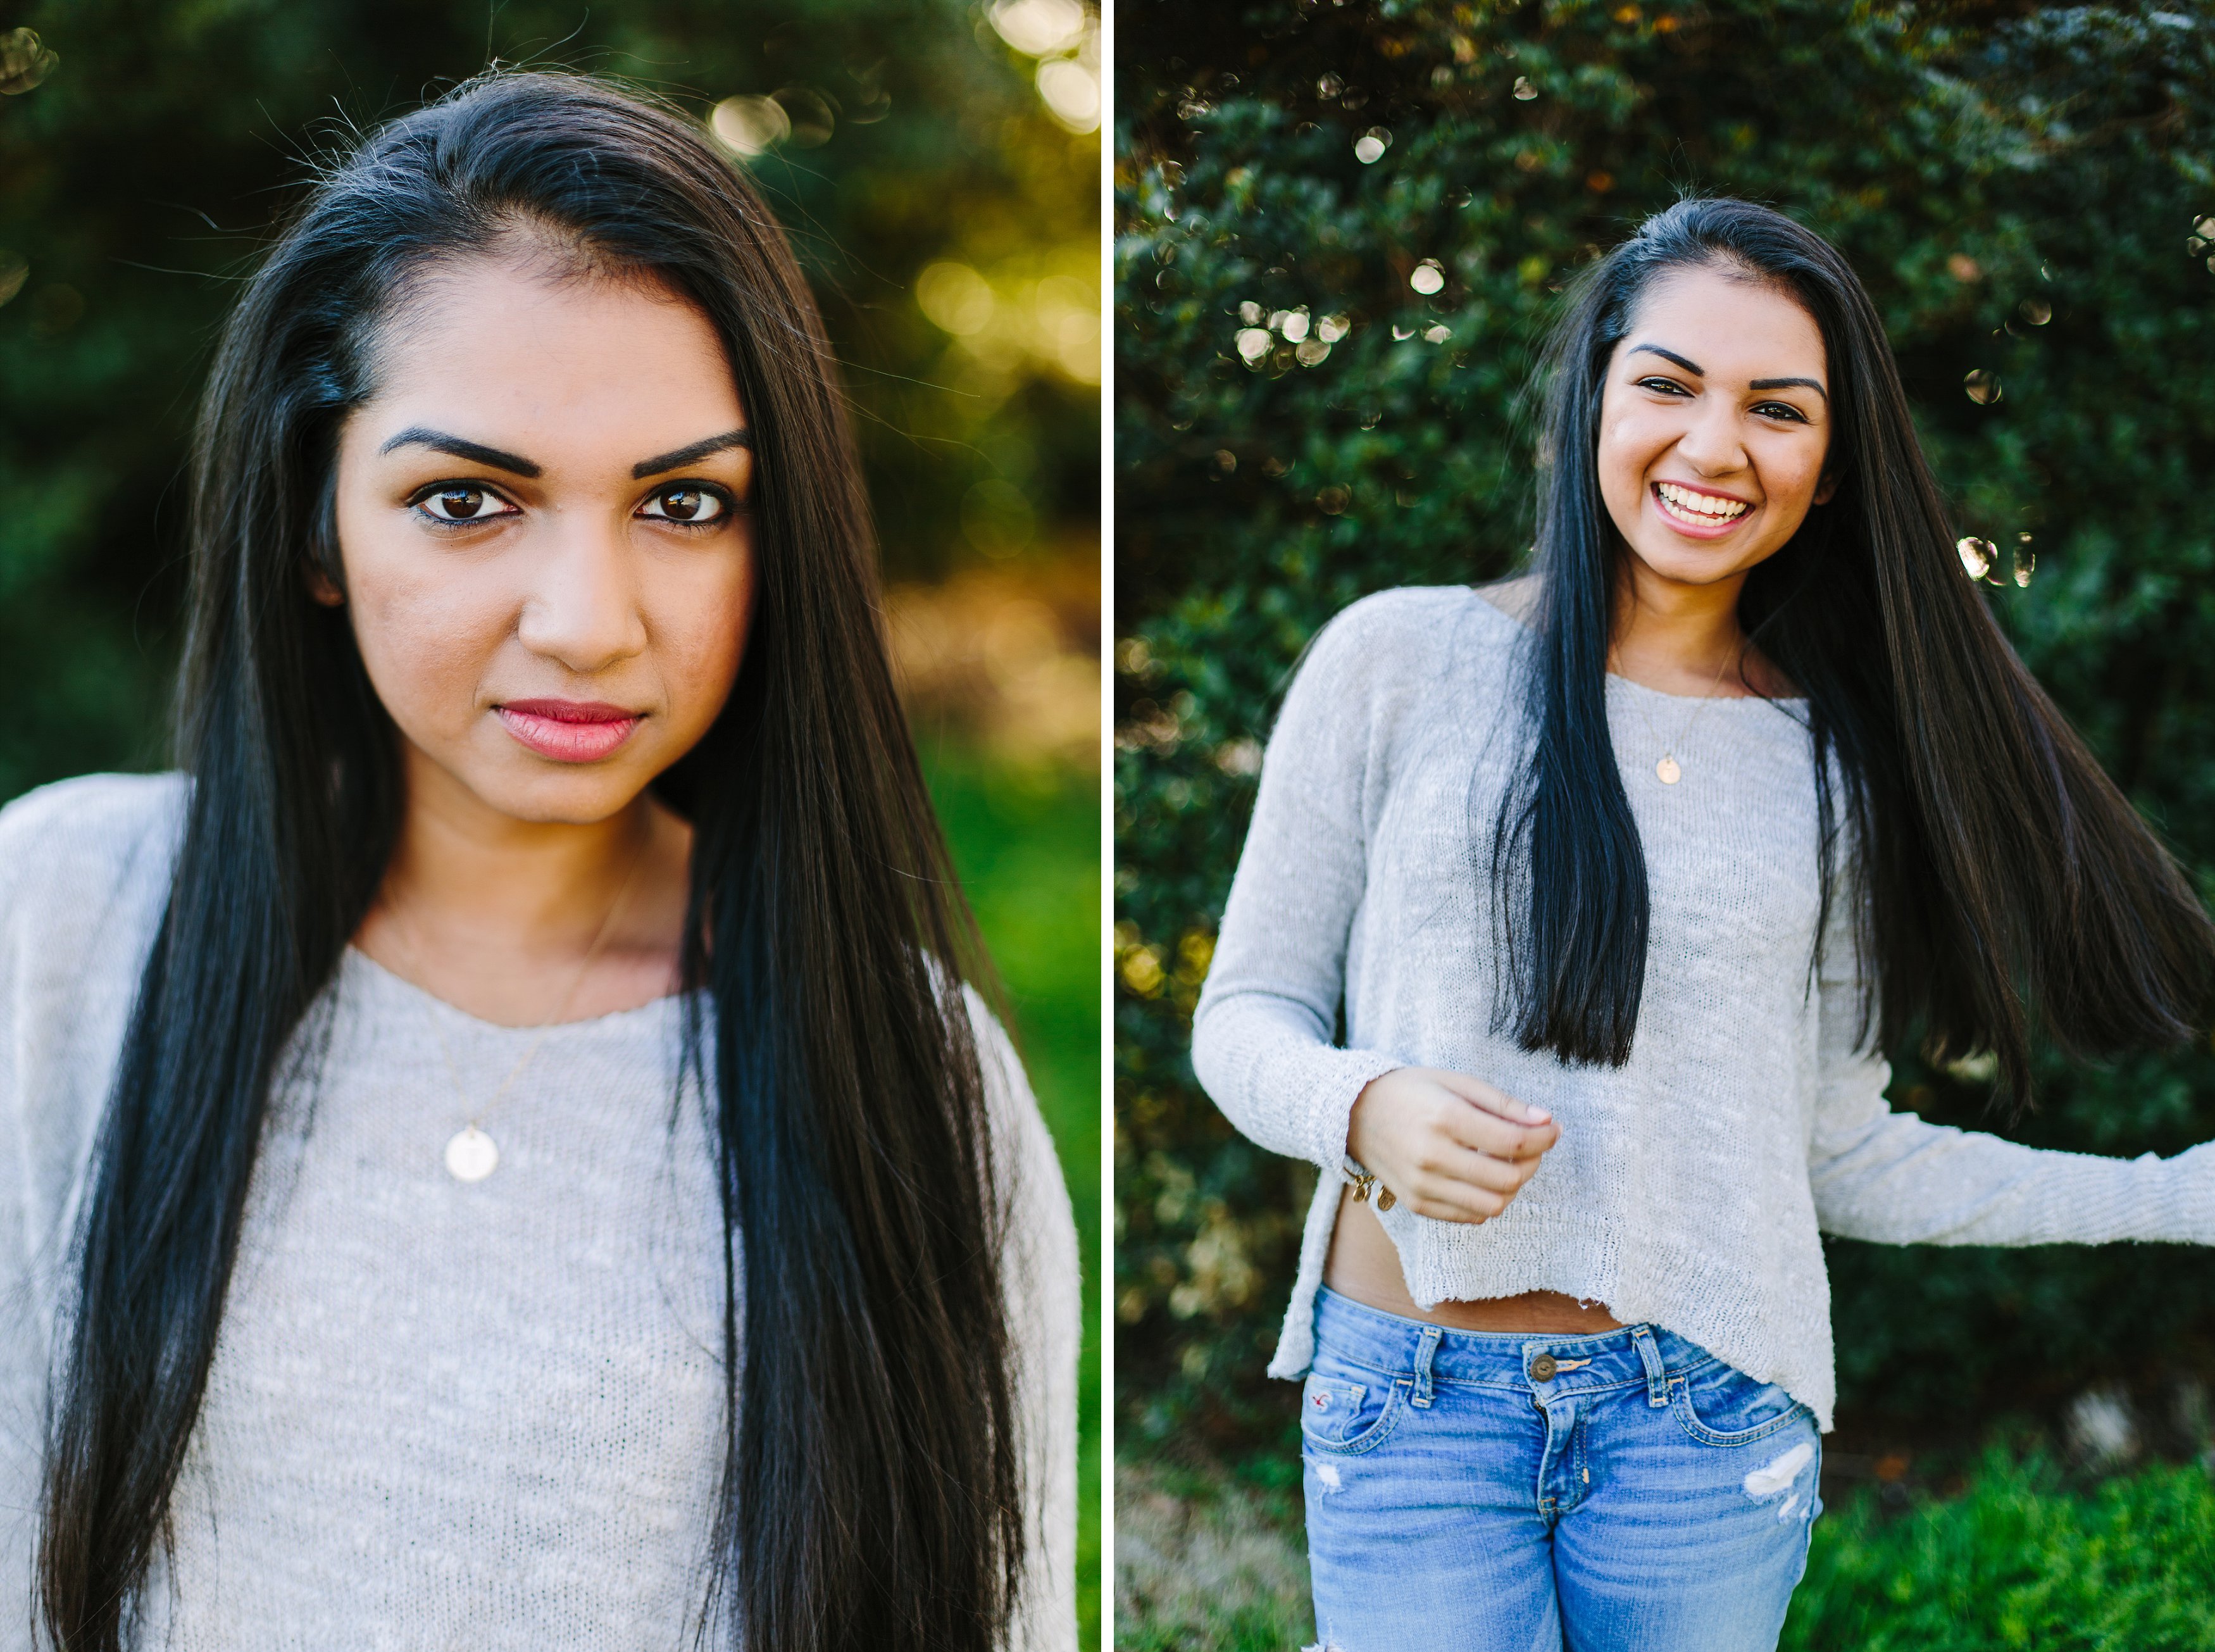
[0, 773, 1076, 1651]
[1192, 585, 2215, 1429]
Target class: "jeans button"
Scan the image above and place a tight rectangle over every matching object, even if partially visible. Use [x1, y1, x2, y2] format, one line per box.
[1528, 1353, 1557, 1381]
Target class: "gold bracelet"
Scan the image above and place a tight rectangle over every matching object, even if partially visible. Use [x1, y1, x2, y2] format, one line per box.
[1342, 1159, 1397, 1212]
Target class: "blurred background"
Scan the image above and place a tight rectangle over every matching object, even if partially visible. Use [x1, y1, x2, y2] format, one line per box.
[0, 0, 1099, 1639]
[1115, 1, 2215, 1646]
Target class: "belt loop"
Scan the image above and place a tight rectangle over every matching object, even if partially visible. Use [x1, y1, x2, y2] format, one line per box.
[1631, 1324, 1669, 1408]
[1411, 1324, 1443, 1409]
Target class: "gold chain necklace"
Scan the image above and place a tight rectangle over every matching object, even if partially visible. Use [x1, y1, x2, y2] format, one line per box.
[1615, 641, 1736, 786]
[389, 836, 647, 1182]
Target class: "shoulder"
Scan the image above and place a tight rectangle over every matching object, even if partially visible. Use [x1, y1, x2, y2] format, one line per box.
[1272, 585, 1512, 765]
[1305, 584, 1499, 667]
[0, 772, 187, 974]
[1293, 584, 1514, 699]
[0, 772, 187, 902]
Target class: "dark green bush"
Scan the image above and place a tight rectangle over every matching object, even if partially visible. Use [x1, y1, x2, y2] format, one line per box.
[1114, 0, 2215, 1449]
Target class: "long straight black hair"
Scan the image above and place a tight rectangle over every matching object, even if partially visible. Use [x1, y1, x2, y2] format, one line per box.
[1496, 195, 2213, 1099]
[39, 72, 1024, 1652]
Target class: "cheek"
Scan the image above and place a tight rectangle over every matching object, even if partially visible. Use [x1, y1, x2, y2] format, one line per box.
[1596, 408, 1666, 497]
[646, 547, 755, 733]
[338, 530, 515, 733]
[1761, 444, 1828, 513]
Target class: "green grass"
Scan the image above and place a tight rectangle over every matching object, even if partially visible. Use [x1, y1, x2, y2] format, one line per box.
[924, 742, 1101, 1649]
[1785, 1451, 2215, 1651]
[1116, 1449, 2215, 1652]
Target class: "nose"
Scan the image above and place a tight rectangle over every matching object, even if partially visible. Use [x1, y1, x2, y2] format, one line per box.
[1673, 396, 1748, 477]
[513, 516, 649, 673]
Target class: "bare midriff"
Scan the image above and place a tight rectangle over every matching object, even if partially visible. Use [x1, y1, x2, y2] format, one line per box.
[1323, 1185, 1625, 1334]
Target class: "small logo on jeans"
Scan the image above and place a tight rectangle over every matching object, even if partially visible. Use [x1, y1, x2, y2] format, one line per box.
[1313, 1392, 1328, 1408]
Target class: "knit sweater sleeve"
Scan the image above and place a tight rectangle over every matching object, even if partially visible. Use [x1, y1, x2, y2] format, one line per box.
[1807, 880, 2215, 1247]
[1190, 592, 1431, 1173]
[968, 990, 1080, 1652]
[0, 773, 186, 1652]
[0, 803, 40, 1652]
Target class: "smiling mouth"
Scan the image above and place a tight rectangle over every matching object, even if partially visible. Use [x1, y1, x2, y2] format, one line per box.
[1653, 480, 1753, 529]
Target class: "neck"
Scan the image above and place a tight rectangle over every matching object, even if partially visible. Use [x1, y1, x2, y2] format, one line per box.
[1607, 556, 1752, 698]
[383, 749, 652, 949]
[353, 742, 692, 1025]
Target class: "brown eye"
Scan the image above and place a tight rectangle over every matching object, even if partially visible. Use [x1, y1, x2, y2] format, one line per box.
[639, 485, 727, 525]
[417, 484, 509, 523]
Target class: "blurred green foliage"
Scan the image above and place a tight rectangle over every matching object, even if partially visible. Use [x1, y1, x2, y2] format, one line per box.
[1114, 0, 2215, 1456]
[0, 0, 1099, 801]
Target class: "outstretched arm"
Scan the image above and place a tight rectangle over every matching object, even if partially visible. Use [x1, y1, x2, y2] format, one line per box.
[1808, 895, 2215, 1247]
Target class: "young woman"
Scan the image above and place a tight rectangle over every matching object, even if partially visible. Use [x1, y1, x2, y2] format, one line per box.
[1192, 196, 2215, 1649]
[0, 72, 1076, 1652]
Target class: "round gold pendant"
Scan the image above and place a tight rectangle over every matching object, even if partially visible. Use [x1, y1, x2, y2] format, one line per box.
[444, 1125, 499, 1182]
[1656, 755, 1682, 785]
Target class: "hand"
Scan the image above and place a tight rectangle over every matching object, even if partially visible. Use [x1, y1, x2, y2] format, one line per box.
[1345, 1067, 1559, 1225]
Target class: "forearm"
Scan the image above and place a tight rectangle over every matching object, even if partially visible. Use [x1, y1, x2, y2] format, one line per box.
[1813, 1110, 2215, 1247]
[1190, 990, 1404, 1171]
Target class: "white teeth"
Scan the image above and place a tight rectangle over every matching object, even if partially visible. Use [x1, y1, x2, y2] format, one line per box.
[1657, 481, 1749, 521]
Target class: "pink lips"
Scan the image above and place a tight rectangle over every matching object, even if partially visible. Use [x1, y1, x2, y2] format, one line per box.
[495, 699, 643, 763]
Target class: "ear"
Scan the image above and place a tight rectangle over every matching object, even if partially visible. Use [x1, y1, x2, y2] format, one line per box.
[1813, 470, 1840, 507]
[305, 563, 346, 607]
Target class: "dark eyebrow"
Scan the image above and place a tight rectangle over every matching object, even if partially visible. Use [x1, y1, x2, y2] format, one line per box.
[378, 427, 540, 477]
[1750, 377, 1829, 403]
[633, 428, 753, 479]
[1628, 342, 1704, 377]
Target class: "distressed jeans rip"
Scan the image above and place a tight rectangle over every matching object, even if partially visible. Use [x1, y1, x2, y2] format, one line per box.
[1742, 1441, 1814, 1500]
[1313, 1460, 1342, 1491]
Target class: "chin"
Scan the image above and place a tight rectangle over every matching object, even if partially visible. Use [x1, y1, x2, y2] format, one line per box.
[1628, 539, 1758, 587]
[466, 764, 656, 827]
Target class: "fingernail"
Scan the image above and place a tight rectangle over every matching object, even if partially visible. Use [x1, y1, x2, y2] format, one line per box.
[1525, 1104, 1550, 1122]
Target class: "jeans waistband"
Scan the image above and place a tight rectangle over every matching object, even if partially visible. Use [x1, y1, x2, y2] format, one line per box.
[1311, 1286, 1725, 1399]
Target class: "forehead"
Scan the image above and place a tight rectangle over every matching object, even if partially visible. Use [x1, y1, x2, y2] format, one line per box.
[362, 256, 745, 451]
[1618, 262, 1826, 384]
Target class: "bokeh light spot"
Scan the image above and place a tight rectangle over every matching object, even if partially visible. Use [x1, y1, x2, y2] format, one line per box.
[989, 0, 1086, 56]
[0, 28, 57, 96]
[916, 262, 997, 335]
[711, 96, 790, 156]
[1037, 59, 1100, 132]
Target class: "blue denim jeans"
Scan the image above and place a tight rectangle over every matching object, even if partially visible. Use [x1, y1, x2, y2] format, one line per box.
[1301, 1287, 1821, 1652]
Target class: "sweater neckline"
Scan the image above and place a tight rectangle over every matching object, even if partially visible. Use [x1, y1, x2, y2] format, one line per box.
[1468, 585, 1811, 708]
[342, 944, 692, 1039]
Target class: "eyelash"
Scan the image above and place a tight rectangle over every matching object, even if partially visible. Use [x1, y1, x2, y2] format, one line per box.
[1635, 378, 1809, 424]
[405, 480, 743, 532]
